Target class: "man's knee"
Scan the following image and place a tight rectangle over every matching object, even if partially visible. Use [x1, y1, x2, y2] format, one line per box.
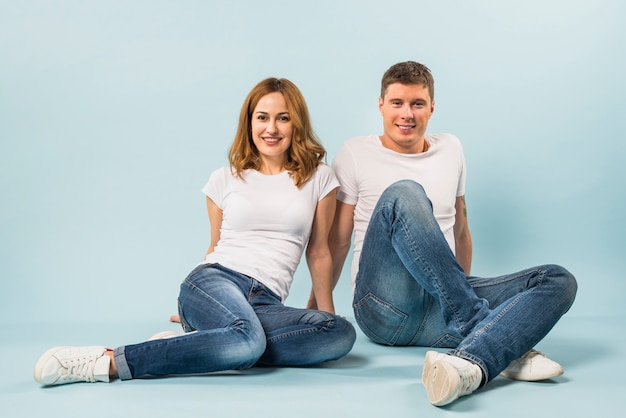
[379, 180, 432, 215]
[543, 264, 577, 311]
[383, 180, 427, 200]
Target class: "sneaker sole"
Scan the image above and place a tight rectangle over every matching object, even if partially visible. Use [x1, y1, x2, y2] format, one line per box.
[422, 351, 459, 406]
[500, 366, 563, 381]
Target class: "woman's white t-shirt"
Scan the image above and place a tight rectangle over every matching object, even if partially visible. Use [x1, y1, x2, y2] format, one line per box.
[202, 164, 339, 301]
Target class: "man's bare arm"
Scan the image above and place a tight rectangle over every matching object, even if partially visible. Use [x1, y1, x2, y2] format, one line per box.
[453, 195, 472, 275]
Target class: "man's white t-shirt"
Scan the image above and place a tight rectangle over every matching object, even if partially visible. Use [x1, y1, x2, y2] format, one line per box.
[332, 134, 466, 286]
[202, 164, 339, 301]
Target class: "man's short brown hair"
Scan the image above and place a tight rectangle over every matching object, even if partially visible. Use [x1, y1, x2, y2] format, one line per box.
[381, 61, 435, 100]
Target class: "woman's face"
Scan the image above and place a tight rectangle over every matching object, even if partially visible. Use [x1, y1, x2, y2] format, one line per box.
[250, 92, 293, 168]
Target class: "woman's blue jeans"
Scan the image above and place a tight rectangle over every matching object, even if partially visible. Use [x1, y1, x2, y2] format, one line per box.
[114, 264, 356, 380]
[353, 180, 577, 383]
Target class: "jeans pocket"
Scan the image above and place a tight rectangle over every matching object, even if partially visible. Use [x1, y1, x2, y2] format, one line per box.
[353, 292, 408, 346]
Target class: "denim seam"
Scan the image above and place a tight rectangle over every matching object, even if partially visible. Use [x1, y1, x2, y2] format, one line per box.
[409, 297, 434, 346]
[470, 267, 545, 288]
[265, 318, 335, 343]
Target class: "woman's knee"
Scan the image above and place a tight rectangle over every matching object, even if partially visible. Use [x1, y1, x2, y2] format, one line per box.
[222, 323, 267, 369]
[331, 316, 357, 358]
[306, 310, 356, 350]
[302, 311, 356, 361]
[237, 337, 266, 369]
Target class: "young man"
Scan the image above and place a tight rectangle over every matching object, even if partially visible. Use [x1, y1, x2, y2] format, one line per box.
[329, 61, 577, 406]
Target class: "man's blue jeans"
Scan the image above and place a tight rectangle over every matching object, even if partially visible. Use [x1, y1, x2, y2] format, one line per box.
[353, 180, 577, 383]
[114, 264, 356, 380]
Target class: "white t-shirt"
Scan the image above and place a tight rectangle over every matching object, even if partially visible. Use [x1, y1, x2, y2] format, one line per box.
[332, 134, 466, 286]
[202, 164, 339, 301]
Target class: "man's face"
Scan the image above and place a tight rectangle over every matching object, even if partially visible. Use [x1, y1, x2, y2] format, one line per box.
[378, 83, 434, 153]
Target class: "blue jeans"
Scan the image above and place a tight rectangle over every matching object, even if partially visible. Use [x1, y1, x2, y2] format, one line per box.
[114, 264, 356, 380]
[353, 180, 577, 383]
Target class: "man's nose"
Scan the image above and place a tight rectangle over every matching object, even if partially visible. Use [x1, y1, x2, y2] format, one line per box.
[403, 104, 414, 118]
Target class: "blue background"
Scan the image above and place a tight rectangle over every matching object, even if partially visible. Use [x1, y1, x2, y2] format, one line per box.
[1, 0, 624, 325]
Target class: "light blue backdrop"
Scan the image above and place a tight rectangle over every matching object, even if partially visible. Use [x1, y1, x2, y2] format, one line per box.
[1, 0, 624, 325]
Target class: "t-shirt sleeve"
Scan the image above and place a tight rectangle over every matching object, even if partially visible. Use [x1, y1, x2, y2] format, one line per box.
[456, 138, 467, 198]
[202, 167, 228, 209]
[332, 143, 359, 205]
[312, 164, 340, 201]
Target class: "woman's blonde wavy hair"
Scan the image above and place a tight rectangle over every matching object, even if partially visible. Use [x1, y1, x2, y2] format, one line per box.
[228, 78, 326, 188]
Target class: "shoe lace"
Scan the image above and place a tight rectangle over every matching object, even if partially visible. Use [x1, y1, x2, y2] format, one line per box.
[519, 349, 545, 363]
[456, 365, 481, 396]
[524, 349, 543, 358]
[60, 355, 97, 383]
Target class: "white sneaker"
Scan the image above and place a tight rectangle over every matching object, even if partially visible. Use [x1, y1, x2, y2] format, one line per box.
[147, 330, 185, 341]
[422, 351, 482, 406]
[500, 349, 563, 381]
[34, 346, 111, 386]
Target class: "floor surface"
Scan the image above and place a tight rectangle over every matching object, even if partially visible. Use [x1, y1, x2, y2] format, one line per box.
[2, 314, 622, 418]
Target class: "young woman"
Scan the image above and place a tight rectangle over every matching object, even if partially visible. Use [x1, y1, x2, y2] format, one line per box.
[34, 78, 356, 385]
